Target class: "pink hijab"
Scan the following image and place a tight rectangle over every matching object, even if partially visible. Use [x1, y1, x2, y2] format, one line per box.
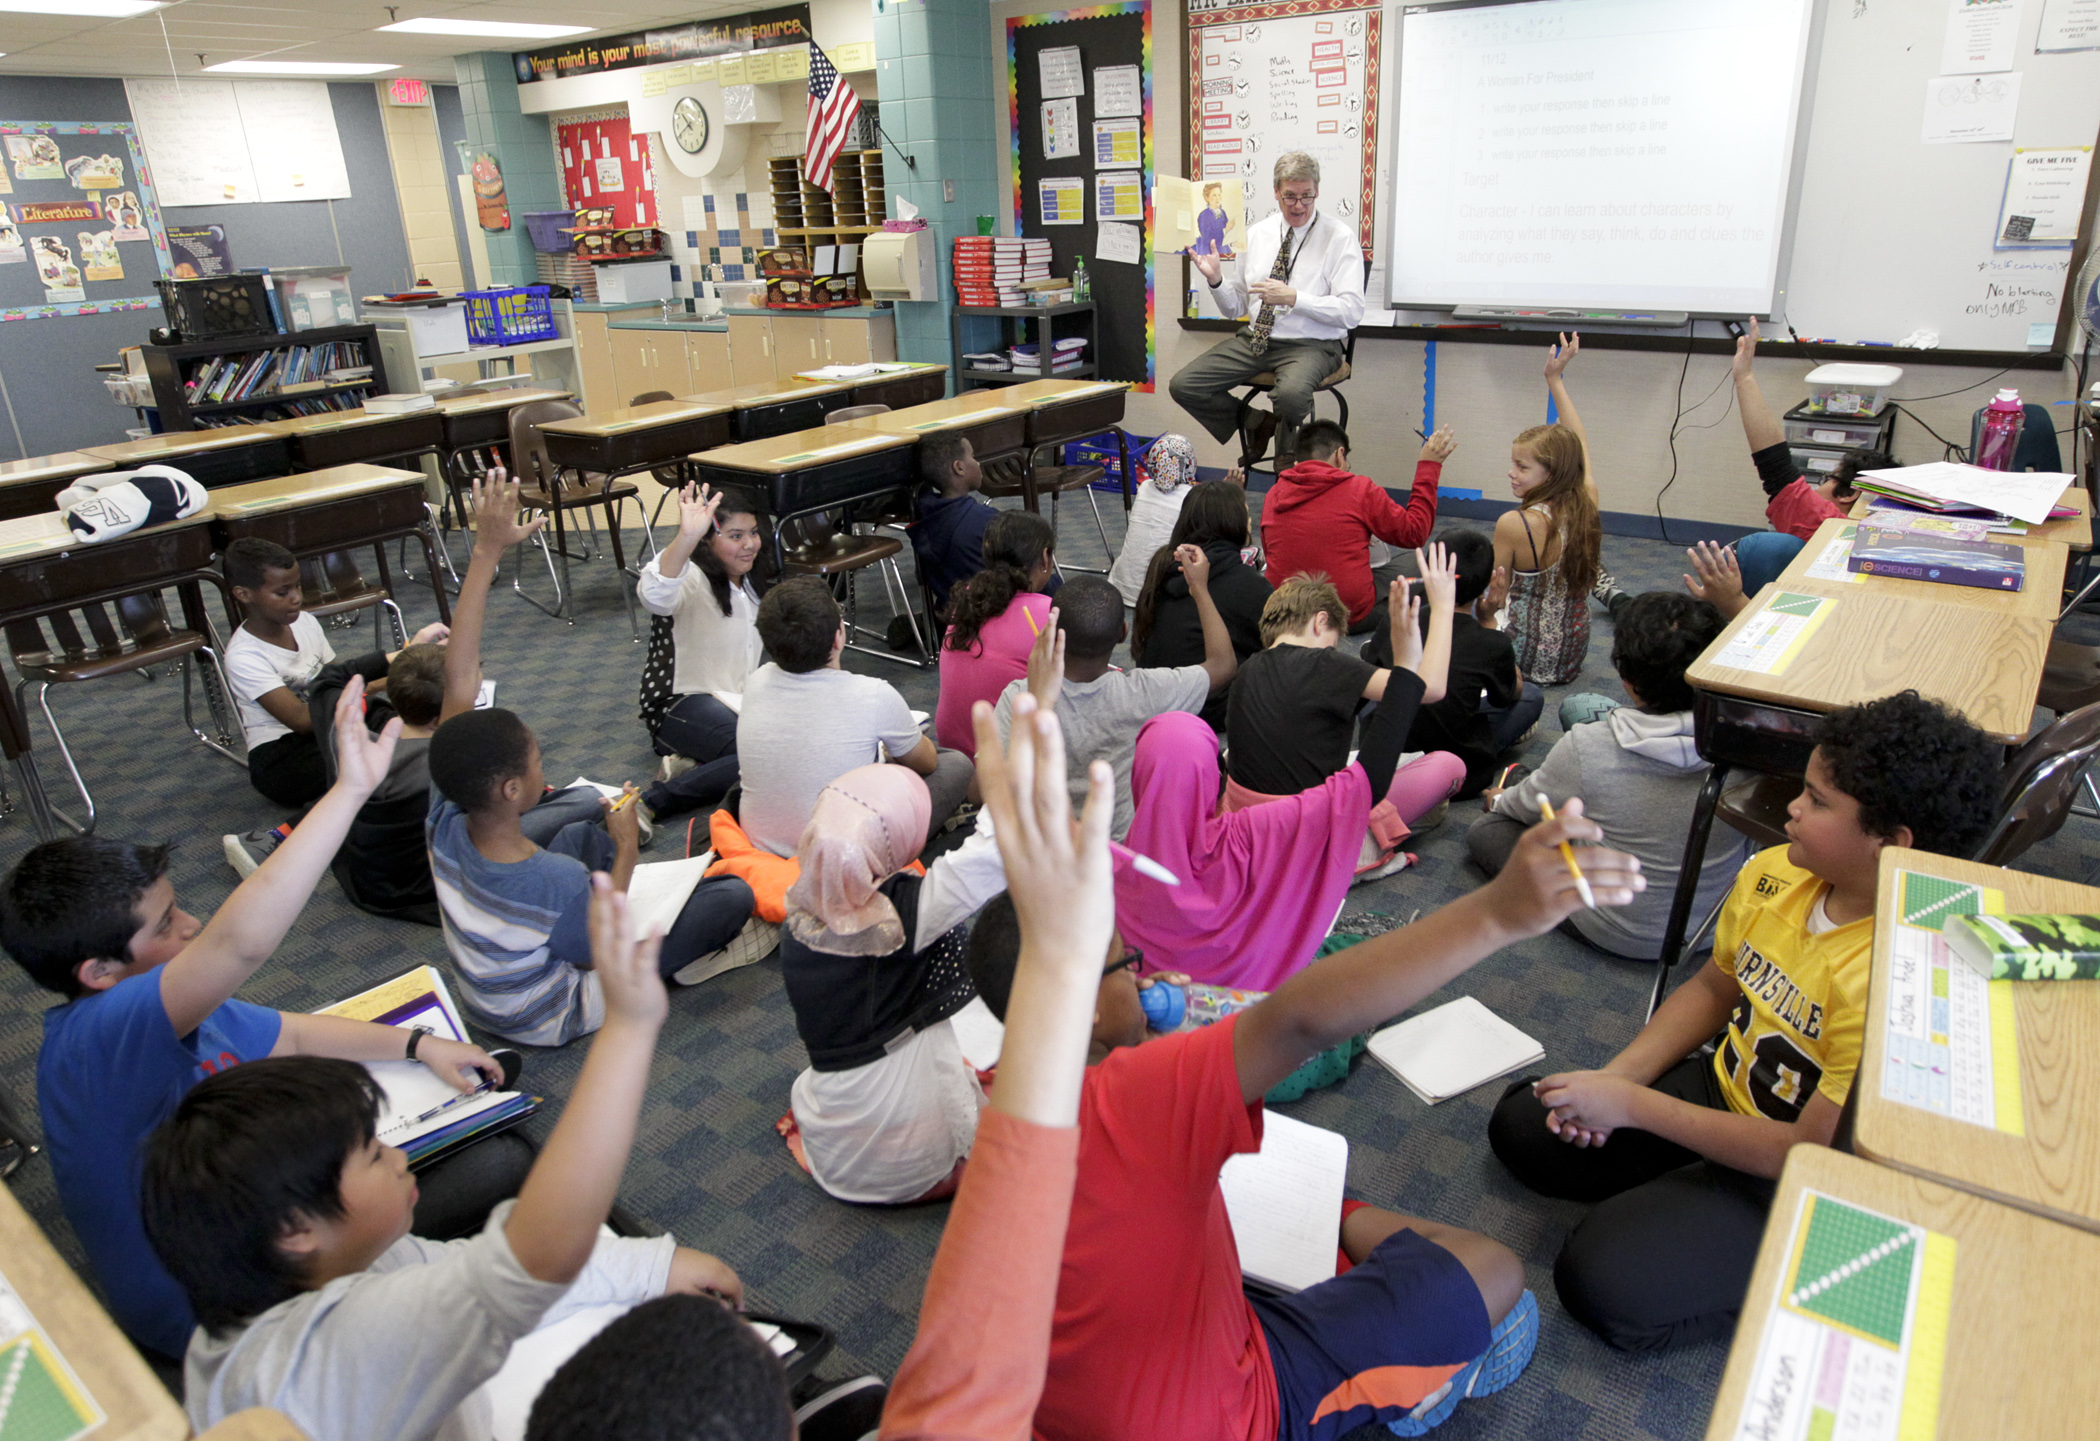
[785, 765, 932, 956]
[1117, 711, 1369, 990]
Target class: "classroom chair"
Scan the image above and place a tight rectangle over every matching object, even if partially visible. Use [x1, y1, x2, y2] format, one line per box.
[1231, 256, 1371, 470]
[978, 449, 1118, 575]
[505, 400, 646, 638]
[300, 551, 408, 651]
[631, 388, 693, 537]
[779, 406, 933, 668]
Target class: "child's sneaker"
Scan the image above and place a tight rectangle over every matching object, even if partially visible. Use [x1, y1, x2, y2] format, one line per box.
[222, 822, 291, 880]
[656, 753, 696, 783]
[1387, 1289, 1539, 1436]
[672, 915, 779, 987]
[1592, 569, 1626, 609]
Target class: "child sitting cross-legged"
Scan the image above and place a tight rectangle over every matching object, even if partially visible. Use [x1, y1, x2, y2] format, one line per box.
[907, 433, 997, 616]
[1466, 590, 1748, 961]
[1131, 475, 1271, 732]
[1489, 690, 2003, 1352]
[933, 510, 1056, 759]
[142, 878, 748, 1441]
[427, 483, 759, 1044]
[970, 690, 1648, 1441]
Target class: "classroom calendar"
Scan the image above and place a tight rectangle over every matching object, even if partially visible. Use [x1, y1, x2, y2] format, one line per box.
[1877, 870, 2024, 1134]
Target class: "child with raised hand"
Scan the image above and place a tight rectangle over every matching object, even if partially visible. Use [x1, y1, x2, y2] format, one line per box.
[0, 682, 515, 1361]
[968, 764, 1646, 1439]
[1488, 333, 1602, 686]
[146, 875, 746, 1441]
[637, 479, 768, 819]
[1488, 690, 2002, 1352]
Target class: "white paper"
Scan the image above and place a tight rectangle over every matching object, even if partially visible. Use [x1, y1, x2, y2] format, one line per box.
[1038, 44, 1085, 99]
[125, 77, 351, 206]
[1922, 72, 2022, 144]
[1038, 175, 1085, 225]
[947, 996, 1006, 1069]
[1366, 996, 1544, 1104]
[1941, 0, 2022, 73]
[1218, 1111, 1348, 1293]
[1093, 64, 1142, 116]
[1092, 115, 1142, 168]
[1040, 97, 1080, 160]
[626, 854, 712, 937]
[1857, 460, 2074, 525]
[1999, 147, 2093, 241]
[1094, 169, 1144, 223]
[2037, 0, 2100, 50]
[1095, 220, 1142, 265]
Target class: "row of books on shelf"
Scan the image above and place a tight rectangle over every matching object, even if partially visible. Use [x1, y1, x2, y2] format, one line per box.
[966, 338, 1088, 375]
[184, 341, 372, 405]
[190, 392, 372, 427]
[953, 233, 1054, 307]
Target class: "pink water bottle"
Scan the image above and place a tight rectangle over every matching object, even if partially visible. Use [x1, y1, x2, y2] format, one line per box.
[1975, 389, 2026, 471]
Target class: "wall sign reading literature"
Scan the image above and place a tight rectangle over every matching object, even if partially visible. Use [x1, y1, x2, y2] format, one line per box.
[0, 120, 170, 323]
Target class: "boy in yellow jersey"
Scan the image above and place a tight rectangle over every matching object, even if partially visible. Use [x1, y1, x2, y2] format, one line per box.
[1488, 691, 2002, 1351]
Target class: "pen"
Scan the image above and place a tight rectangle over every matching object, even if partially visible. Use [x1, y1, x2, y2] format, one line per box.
[1493, 762, 1522, 791]
[408, 1080, 493, 1127]
[1536, 796, 1596, 909]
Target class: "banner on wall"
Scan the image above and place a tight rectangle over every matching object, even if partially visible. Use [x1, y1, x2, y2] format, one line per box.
[515, 3, 811, 83]
[0, 120, 170, 323]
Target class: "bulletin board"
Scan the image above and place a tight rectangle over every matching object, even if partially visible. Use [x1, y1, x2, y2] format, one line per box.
[0, 120, 171, 324]
[1007, 2, 1155, 388]
[558, 114, 661, 229]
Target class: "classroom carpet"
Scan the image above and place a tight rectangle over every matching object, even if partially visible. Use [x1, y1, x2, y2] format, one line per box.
[1, 487, 2093, 1441]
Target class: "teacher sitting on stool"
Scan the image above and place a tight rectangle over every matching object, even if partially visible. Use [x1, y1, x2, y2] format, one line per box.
[1168, 150, 1364, 470]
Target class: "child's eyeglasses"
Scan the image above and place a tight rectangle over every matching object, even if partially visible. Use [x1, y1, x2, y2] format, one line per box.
[1103, 946, 1144, 978]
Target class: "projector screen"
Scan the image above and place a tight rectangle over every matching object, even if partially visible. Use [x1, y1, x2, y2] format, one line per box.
[1389, 0, 1815, 314]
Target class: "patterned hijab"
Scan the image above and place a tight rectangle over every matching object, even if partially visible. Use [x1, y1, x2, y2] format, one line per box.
[785, 765, 933, 956]
[1145, 433, 1198, 494]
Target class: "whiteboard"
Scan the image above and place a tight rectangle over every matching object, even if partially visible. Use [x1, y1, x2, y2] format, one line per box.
[1388, 0, 1814, 313]
[125, 78, 352, 208]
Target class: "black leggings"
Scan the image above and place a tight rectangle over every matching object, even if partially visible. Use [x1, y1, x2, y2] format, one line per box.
[1487, 1056, 1776, 1352]
[247, 731, 329, 808]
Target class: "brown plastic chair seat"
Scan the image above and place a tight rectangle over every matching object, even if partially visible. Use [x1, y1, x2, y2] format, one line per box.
[979, 457, 1106, 500]
[517, 477, 641, 510]
[8, 598, 206, 684]
[2039, 636, 2100, 714]
[1715, 772, 1797, 849]
[1245, 360, 1351, 391]
[13, 629, 205, 683]
[784, 532, 904, 576]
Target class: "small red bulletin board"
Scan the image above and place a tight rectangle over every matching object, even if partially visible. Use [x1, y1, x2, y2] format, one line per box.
[557, 116, 657, 229]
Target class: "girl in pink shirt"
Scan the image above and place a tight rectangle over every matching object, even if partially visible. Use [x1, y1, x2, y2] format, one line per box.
[935, 512, 1056, 756]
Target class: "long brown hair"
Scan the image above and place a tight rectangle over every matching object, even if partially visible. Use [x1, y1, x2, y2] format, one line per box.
[1131, 480, 1250, 658]
[1511, 423, 1600, 595]
[946, 510, 1055, 654]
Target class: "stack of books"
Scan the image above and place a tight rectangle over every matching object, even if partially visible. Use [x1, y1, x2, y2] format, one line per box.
[1847, 509, 2027, 592]
[1010, 338, 1088, 375]
[1850, 460, 2076, 528]
[953, 235, 1051, 306]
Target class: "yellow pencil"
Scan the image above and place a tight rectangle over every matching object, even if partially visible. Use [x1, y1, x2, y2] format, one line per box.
[1024, 606, 1041, 636]
[1536, 795, 1596, 909]
[610, 789, 637, 814]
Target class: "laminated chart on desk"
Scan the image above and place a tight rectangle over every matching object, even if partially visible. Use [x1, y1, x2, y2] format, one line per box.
[1732, 1190, 1954, 1441]
[1879, 870, 2023, 1135]
[0, 1271, 103, 1441]
[1803, 525, 1867, 585]
[1713, 591, 1836, 675]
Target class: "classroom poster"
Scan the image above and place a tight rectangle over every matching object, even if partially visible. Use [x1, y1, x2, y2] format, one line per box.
[5, 134, 61, 180]
[0, 120, 167, 321]
[1042, 98, 1080, 160]
[1038, 175, 1085, 224]
[1922, 72, 2022, 144]
[33, 236, 83, 301]
[1095, 170, 1144, 221]
[1093, 115, 1142, 167]
[2037, 0, 2100, 50]
[1038, 44, 1084, 98]
[63, 152, 123, 189]
[1941, 0, 2022, 74]
[0, 212, 22, 264]
[76, 230, 121, 282]
[101, 190, 147, 241]
[471, 151, 511, 231]
[1094, 64, 1142, 116]
[1998, 146, 2092, 241]
[164, 223, 231, 278]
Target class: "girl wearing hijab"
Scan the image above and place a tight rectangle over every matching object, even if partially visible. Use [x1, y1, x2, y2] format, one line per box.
[1109, 434, 1227, 603]
[778, 765, 1008, 1204]
[1115, 579, 1437, 992]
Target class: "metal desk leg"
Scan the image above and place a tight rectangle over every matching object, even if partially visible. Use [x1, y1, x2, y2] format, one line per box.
[1649, 761, 1730, 1020]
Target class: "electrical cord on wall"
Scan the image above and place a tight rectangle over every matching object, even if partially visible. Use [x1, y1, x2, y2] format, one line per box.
[1652, 323, 1734, 544]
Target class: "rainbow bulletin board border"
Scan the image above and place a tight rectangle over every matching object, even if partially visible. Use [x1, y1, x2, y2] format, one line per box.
[1007, 0, 1155, 391]
[1186, 0, 1381, 253]
[0, 121, 171, 323]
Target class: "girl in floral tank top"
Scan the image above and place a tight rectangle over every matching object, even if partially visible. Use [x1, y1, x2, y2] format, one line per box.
[1488, 334, 1601, 688]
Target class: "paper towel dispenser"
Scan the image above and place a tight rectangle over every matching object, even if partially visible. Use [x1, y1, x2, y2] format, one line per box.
[863, 229, 937, 302]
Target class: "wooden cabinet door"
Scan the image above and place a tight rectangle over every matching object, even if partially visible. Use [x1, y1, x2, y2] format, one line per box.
[648, 336, 692, 397]
[686, 331, 733, 391]
[609, 328, 656, 403]
[574, 310, 617, 411]
[819, 314, 897, 366]
[769, 314, 827, 377]
[726, 315, 774, 384]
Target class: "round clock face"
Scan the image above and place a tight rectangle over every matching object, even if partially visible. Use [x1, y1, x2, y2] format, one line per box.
[672, 96, 710, 154]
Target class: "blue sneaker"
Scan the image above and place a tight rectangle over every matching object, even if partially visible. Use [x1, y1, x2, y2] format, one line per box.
[1386, 1289, 1539, 1436]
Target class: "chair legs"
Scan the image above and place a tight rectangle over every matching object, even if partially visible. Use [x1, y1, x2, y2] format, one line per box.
[0, 1082, 39, 1178]
[22, 679, 93, 835]
[183, 646, 247, 765]
[1048, 483, 1117, 574]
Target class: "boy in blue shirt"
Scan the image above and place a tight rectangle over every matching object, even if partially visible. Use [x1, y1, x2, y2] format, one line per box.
[0, 684, 510, 1360]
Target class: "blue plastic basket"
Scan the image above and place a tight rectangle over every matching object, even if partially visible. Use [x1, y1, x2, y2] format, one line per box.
[1062, 430, 1155, 494]
[462, 285, 557, 346]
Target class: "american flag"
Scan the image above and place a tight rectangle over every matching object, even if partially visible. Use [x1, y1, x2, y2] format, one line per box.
[803, 41, 861, 195]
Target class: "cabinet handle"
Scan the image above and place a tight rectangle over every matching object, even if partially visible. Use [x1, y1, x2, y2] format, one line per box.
[762, 333, 770, 358]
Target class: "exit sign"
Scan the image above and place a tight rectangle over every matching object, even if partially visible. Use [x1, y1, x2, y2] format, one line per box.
[388, 77, 432, 106]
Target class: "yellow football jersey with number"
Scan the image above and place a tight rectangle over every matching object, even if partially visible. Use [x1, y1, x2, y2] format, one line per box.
[1708, 846, 1874, 1122]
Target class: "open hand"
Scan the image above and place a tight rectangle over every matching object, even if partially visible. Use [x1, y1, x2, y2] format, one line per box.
[471, 471, 548, 555]
[1415, 541, 1457, 612]
[1684, 540, 1748, 618]
[1481, 798, 1643, 936]
[677, 481, 723, 539]
[1388, 576, 1424, 674]
[586, 872, 667, 1030]
[1418, 425, 1457, 465]
[414, 1036, 504, 1092]
[329, 681, 403, 798]
[1174, 542, 1211, 591]
[1223, 464, 1247, 488]
[1543, 331, 1580, 380]
[1731, 318, 1761, 380]
[1024, 606, 1065, 710]
[1479, 563, 1512, 621]
[1190, 250, 1222, 287]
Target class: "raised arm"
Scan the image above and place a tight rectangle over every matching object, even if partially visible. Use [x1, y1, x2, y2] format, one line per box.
[1232, 802, 1642, 1102]
[1409, 542, 1456, 704]
[1176, 543, 1238, 694]
[440, 472, 546, 724]
[1733, 320, 1787, 455]
[650, 483, 723, 588]
[157, 686, 400, 1037]
[1543, 333, 1598, 503]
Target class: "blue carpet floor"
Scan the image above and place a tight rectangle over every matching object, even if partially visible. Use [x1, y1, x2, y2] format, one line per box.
[1, 487, 2092, 1440]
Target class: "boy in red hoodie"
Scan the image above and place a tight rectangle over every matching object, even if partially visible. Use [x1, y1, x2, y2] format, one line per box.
[1262, 420, 1450, 632]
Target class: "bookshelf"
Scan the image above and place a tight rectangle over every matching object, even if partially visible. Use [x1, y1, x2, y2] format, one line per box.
[141, 324, 390, 432]
[767, 150, 885, 304]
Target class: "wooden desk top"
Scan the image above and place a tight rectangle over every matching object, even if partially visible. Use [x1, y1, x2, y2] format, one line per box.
[683, 378, 851, 409]
[0, 451, 102, 489]
[1707, 1145, 2100, 1441]
[0, 1183, 189, 1440]
[1781, 518, 2069, 619]
[209, 464, 427, 515]
[433, 385, 573, 416]
[689, 424, 915, 474]
[1856, 847, 2100, 1233]
[1850, 481, 2093, 552]
[0, 505, 215, 563]
[81, 424, 283, 463]
[1685, 579, 2049, 743]
[537, 398, 733, 437]
[861, 393, 1030, 435]
[796, 361, 948, 385]
[261, 406, 440, 436]
[994, 377, 1130, 408]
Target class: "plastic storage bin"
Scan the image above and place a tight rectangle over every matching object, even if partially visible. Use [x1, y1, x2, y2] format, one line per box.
[369, 298, 470, 358]
[522, 211, 574, 253]
[1783, 406, 1888, 448]
[1803, 363, 1903, 416]
[156, 274, 277, 341]
[270, 265, 357, 331]
[461, 285, 558, 346]
[1063, 430, 1155, 494]
[103, 374, 153, 407]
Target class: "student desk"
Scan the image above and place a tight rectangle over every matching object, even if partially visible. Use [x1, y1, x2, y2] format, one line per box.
[262, 405, 446, 473]
[1648, 580, 2053, 1011]
[0, 508, 237, 839]
[684, 378, 854, 443]
[1854, 847, 2100, 1234]
[536, 398, 736, 490]
[1778, 518, 2069, 620]
[994, 378, 1133, 512]
[1849, 481, 2093, 553]
[802, 361, 950, 412]
[208, 465, 451, 625]
[859, 392, 1032, 463]
[433, 385, 574, 466]
[687, 424, 919, 571]
[1706, 1145, 2100, 1441]
[80, 424, 293, 490]
[0, 451, 103, 521]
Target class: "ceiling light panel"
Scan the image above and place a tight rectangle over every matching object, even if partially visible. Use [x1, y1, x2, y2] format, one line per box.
[204, 59, 397, 74]
[378, 18, 592, 39]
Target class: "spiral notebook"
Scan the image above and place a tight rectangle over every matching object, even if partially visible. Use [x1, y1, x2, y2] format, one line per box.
[1366, 996, 1544, 1105]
